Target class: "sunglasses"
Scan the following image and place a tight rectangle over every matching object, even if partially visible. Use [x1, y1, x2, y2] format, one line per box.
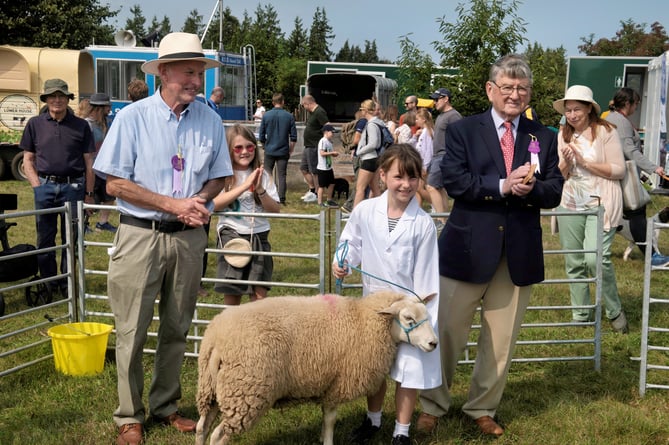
[233, 144, 256, 154]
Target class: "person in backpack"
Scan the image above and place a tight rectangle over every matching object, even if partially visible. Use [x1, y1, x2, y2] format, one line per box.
[353, 99, 386, 208]
[341, 109, 368, 213]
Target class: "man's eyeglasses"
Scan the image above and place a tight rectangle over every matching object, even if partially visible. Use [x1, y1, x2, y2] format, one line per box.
[233, 144, 256, 153]
[490, 81, 530, 97]
[404, 102, 415, 106]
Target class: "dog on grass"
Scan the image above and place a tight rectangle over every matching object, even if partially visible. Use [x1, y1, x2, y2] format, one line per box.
[333, 177, 349, 200]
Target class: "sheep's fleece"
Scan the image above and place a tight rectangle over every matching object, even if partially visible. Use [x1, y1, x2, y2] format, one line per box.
[195, 290, 437, 445]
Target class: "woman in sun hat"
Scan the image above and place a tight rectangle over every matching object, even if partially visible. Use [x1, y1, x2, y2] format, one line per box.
[93, 32, 233, 445]
[553, 85, 628, 333]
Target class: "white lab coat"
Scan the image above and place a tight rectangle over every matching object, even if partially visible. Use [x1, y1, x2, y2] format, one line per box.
[336, 192, 441, 389]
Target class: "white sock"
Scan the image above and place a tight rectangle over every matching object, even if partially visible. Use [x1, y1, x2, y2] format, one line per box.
[367, 410, 382, 427]
[393, 420, 410, 437]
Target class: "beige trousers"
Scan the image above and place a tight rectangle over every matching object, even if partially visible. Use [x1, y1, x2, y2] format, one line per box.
[419, 257, 531, 420]
[109, 223, 206, 426]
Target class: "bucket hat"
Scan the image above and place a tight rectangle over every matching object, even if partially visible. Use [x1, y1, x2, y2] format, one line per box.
[40, 79, 74, 102]
[141, 32, 222, 75]
[553, 85, 600, 115]
[89, 93, 110, 106]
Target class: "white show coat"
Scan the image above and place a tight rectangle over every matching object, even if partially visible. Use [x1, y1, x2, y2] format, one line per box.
[336, 192, 441, 389]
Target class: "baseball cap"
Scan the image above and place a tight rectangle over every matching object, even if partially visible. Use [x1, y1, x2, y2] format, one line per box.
[321, 124, 336, 132]
[429, 88, 452, 100]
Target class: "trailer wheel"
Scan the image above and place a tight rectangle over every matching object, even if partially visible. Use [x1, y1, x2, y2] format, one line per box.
[11, 151, 27, 181]
[25, 278, 52, 307]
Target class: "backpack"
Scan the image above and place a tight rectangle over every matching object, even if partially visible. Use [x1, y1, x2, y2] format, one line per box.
[340, 119, 359, 150]
[368, 121, 394, 155]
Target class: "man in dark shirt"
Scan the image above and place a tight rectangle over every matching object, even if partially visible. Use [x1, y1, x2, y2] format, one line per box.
[299, 95, 329, 203]
[20, 78, 96, 295]
[258, 93, 297, 204]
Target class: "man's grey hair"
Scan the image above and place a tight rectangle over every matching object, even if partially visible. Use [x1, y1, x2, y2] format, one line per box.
[489, 54, 533, 86]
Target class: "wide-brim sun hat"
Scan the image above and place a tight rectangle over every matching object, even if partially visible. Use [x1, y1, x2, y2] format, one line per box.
[553, 85, 600, 115]
[39, 78, 75, 102]
[141, 32, 222, 76]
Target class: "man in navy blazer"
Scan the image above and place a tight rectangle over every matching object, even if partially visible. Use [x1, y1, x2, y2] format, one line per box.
[418, 54, 564, 437]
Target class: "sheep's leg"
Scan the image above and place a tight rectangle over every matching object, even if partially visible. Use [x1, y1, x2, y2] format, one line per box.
[195, 407, 219, 445]
[209, 424, 230, 445]
[320, 404, 337, 445]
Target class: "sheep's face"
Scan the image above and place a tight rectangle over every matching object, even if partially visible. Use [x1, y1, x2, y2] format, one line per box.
[384, 297, 438, 352]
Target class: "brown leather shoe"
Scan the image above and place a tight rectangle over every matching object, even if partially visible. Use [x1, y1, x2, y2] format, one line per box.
[475, 416, 504, 436]
[416, 412, 438, 433]
[153, 412, 197, 433]
[116, 423, 143, 445]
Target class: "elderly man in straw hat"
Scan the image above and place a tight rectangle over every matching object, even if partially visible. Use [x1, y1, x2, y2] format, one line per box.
[20, 78, 96, 297]
[93, 32, 232, 445]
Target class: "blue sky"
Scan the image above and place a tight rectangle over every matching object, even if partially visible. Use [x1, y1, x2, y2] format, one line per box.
[104, 0, 669, 61]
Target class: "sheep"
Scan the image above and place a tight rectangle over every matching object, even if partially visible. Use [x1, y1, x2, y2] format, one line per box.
[195, 290, 437, 445]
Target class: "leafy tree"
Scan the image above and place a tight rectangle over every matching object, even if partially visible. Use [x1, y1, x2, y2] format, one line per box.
[124, 5, 147, 43]
[1, 0, 117, 48]
[182, 9, 204, 36]
[579, 20, 669, 56]
[434, 0, 527, 115]
[523, 43, 567, 127]
[274, 57, 308, 112]
[286, 17, 309, 59]
[395, 34, 436, 106]
[245, 4, 284, 103]
[308, 7, 334, 61]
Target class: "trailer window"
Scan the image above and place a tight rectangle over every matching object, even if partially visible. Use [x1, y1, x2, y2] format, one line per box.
[96, 59, 144, 101]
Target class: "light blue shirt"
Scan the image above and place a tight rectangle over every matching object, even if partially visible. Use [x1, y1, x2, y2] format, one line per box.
[93, 90, 232, 220]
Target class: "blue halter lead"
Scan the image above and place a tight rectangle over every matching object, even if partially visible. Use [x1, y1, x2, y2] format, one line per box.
[334, 240, 425, 304]
[395, 317, 428, 342]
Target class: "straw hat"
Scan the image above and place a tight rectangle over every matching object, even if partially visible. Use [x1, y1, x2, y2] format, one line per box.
[141, 32, 222, 76]
[223, 238, 253, 268]
[552, 85, 600, 115]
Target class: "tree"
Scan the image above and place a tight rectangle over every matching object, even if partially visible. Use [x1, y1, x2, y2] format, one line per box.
[286, 17, 309, 59]
[245, 4, 284, 103]
[124, 5, 147, 43]
[579, 20, 669, 56]
[308, 7, 334, 61]
[1, 0, 117, 48]
[433, 0, 527, 115]
[395, 34, 436, 104]
[182, 9, 204, 36]
[523, 43, 567, 127]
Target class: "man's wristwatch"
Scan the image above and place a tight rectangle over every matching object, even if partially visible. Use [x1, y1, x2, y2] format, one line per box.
[85, 191, 94, 197]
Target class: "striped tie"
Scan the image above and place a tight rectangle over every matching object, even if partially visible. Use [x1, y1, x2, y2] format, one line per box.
[501, 121, 514, 175]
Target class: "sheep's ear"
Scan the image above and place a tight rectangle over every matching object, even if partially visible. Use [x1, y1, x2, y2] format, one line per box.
[418, 293, 437, 304]
[378, 305, 400, 317]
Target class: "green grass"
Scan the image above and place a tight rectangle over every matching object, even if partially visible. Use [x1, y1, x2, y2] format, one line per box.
[2, 178, 669, 444]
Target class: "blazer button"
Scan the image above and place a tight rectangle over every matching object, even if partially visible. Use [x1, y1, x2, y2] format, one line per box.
[498, 226, 504, 232]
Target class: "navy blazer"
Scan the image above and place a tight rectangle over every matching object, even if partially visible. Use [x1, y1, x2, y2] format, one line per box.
[438, 110, 564, 286]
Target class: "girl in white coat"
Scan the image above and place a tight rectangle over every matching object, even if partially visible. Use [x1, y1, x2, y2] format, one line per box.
[333, 144, 441, 445]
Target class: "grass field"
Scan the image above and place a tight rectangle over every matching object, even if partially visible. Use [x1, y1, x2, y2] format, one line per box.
[1, 178, 669, 445]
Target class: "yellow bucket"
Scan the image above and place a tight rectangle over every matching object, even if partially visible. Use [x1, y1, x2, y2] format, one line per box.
[47, 322, 113, 376]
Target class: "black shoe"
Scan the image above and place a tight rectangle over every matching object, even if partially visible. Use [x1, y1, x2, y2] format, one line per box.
[391, 435, 411, 445]
[350, 416, 380, 444]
